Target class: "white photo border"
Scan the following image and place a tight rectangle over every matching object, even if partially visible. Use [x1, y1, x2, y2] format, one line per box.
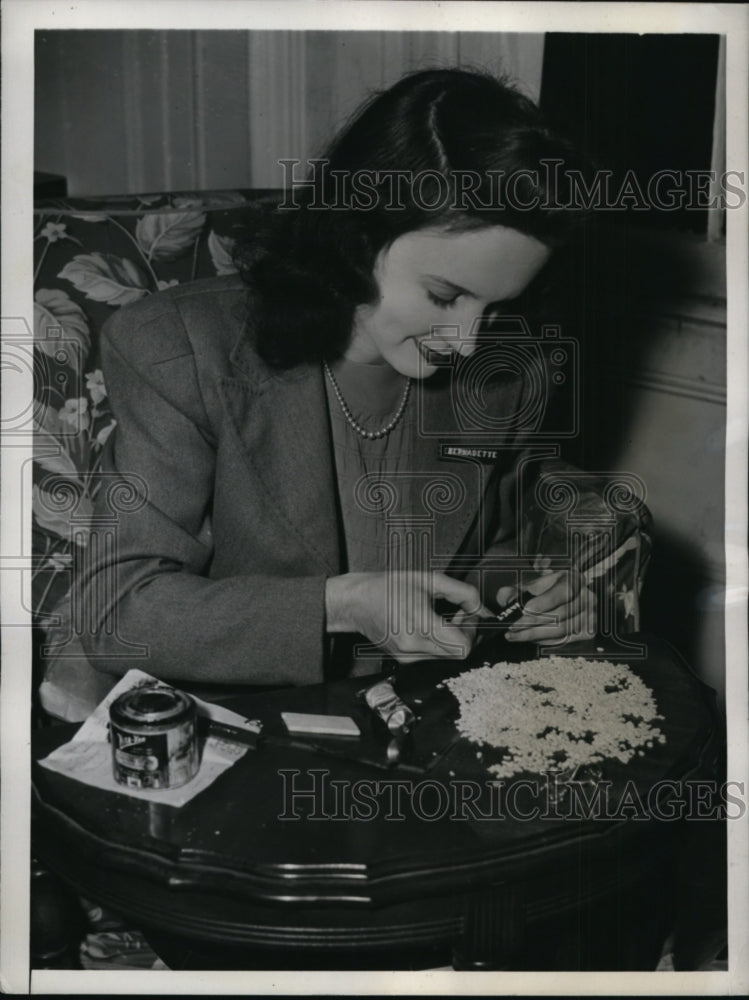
[2, 1, 747, 995]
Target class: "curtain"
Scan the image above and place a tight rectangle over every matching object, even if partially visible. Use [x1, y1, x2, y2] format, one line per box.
[35, 30, 545, 196]
[247, 30, 546, 187]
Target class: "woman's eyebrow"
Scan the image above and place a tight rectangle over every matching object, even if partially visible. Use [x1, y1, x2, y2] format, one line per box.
[422, 273, 478, 298]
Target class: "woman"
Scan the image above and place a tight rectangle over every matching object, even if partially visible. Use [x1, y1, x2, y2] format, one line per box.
[79, 68, 598, 687]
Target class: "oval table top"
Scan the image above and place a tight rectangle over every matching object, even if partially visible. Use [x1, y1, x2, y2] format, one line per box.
[32, 633, 723, 969]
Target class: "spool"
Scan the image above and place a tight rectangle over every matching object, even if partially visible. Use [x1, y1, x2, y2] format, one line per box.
[109, 685, 199, 790]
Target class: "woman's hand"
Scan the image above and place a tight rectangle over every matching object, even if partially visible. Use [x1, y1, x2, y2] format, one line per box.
[325, 571, 489, 663]
[496, 568, 597, 646]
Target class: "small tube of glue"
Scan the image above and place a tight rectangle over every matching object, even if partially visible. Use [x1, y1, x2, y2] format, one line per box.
[494, 590, 532, 626]
[451, 593, 531, 628]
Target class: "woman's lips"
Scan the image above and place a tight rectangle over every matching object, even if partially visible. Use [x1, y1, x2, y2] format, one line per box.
[418, 341, 455, 365]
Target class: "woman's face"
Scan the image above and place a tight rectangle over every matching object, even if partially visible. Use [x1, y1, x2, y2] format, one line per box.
[347, 225, 552, 377]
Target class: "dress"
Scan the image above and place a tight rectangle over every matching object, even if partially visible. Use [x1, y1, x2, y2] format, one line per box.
[325, 357, 417, 575]
[324, 357, 421, 675]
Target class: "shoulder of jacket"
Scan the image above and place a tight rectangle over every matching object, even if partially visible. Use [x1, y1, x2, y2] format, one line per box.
[101, 275, 252, 370]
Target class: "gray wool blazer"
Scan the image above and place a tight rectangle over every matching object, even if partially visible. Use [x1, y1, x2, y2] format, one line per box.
[79, 275, 547, 687]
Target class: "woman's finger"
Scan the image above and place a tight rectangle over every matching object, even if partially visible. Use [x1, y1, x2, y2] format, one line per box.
[413, 610, 473, 659]
[434, 625, 474, 657]
[495, 585, 517, 608]
[524, 569, 566, 597]
[384, 624, 471, 662]
[506, 588, 597, 644]
[430, 572, 490, 617]
[496, 570, 578, 614]
[537, 601, 598, 646]
[522, 571, 584, 615]
[506, 601, 579, 638]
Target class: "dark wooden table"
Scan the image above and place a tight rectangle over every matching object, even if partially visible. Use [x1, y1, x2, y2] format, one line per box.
[31, 634, 723, 971]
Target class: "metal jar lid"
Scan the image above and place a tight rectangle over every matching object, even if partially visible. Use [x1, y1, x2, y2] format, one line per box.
[110, 685, 194, 729]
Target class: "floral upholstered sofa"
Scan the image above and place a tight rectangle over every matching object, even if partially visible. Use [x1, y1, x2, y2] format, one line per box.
[33, 189, 652, 723]
[33, 189, 278, 720]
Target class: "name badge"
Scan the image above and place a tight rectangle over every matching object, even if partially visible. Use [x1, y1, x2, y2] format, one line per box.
[440, 444, 499, 463]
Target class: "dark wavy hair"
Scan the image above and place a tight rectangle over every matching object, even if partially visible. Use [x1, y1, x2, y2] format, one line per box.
[233, 68, 591, 368]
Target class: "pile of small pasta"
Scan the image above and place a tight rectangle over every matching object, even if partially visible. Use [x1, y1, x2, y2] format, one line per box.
[444, 657, 666, 779]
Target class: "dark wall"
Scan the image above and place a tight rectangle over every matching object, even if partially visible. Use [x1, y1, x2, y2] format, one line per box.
[540, 34, 726, 697]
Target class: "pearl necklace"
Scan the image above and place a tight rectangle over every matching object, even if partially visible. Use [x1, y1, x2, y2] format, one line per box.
[323, 360, 412, 440]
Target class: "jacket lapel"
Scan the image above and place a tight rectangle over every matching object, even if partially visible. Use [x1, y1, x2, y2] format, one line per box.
[221, 320, 341, 575]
